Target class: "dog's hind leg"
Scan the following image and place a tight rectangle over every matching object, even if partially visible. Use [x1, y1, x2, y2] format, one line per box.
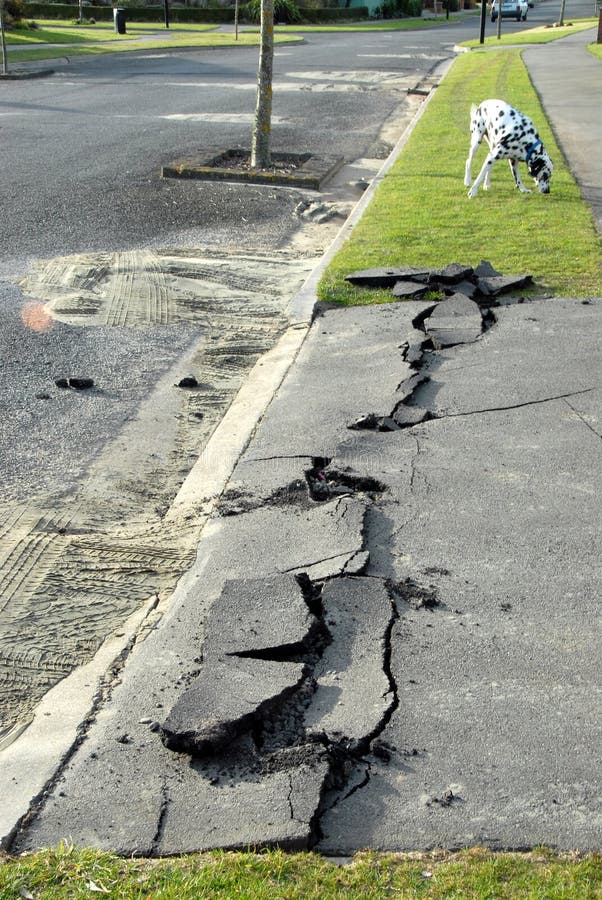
[508, 159, 532, 193]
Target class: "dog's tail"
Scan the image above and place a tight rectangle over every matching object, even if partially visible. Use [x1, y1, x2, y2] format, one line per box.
[470, 102, 479, 125]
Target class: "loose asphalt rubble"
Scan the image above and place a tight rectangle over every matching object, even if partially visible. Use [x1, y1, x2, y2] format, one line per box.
[2, 24, 601, 855]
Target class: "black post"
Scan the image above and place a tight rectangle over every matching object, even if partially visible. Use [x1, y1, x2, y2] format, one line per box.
[164, 0, 170, 28]
[479, 0, 486, 42]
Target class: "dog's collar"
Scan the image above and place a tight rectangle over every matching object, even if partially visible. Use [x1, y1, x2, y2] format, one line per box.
[525, 139, 542, 164]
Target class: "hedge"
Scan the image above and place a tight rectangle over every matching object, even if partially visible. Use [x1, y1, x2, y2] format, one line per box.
[23, 2, 370, 22]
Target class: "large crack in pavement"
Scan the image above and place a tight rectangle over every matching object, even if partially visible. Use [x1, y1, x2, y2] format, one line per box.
[6, 272, 490, 853]
[9, 271, 600, 854]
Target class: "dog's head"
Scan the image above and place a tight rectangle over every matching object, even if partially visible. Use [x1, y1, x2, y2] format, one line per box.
[528, 150, 553, 194]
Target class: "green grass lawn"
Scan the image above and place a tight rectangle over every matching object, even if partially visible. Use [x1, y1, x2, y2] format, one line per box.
[0, 845, 600, 898]
[318, 48, 602, 304]
[4, 12, 476, 61]
[6, 26, 302, 61]
[5, 20, 216, 44]
[266, 14, 468, 32]
[461, 16, 598, 48]
[588, 41, 602, 60]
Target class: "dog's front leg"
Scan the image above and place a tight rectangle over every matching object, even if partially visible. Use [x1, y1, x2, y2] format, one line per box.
[467, 152, 494, 198]
[464, 137, 481, 187]
[509, 159, 531, 193]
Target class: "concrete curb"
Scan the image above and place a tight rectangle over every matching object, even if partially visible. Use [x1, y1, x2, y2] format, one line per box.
[0, 595, 159, 848]
[0, 67, 55, 79]
[162, 151, 345, 190]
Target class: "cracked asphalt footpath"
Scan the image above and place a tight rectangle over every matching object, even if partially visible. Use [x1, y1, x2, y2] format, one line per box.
[10, 294, 601, 854]
[7, 27, 602, 853]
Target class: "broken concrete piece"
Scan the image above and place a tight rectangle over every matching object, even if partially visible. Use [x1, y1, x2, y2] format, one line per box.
[161, 658, 307, 755]
[304, 577, 396, 750]
[391, 280, 429, 299]
[202, 575, 318, 660]
[345, 266, 430, 288]
[425, 293, 483, 349]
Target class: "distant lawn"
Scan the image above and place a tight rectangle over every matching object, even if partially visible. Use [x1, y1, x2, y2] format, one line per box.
[267, 14, 468, 32]
[0, 845, 600, 898]
[6, 26, 301, 61]
[461, 16, 598, 47]
[5, 21, 215, 44]
[318, 48, 602, 304]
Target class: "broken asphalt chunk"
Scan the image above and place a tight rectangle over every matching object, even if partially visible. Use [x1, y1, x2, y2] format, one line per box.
[474, 259, 501, 278]
[345, 266, 430, 288]
[160, 657, 307, 756]
[348, 414, 401, 432]
[391, 405, 432, 427]
[394, 372, 428, 403]
[304, 577, 397, 751]
[55, 376, 94, 390]
[391, 280, 429, 299]
[445, 279, 478, 299]
[476, 274, 533, 297]
[158, 744, 331, 853]
[177, 375, 199, 389]
[202, 575, 320, 660]
[425, 293, 483, 349]
[428, 263, 474, 285]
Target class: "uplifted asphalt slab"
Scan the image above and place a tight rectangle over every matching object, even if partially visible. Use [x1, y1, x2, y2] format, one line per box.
[9, 294, 601, 854]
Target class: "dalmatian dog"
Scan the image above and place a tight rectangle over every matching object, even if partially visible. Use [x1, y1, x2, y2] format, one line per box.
[464, 99, 553, 197]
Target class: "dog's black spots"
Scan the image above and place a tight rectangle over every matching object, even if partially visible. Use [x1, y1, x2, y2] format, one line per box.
[510, 110, 516, 117]
[498, 110, 504, 117]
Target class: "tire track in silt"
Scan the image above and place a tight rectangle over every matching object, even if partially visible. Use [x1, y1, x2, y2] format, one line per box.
[0, 504, 76, 618]
[104, 250, 174, 327]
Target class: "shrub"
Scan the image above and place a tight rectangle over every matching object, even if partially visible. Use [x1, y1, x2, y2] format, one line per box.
[4, 0, 27, 24]
[375, 0, 421, 16]
[244, 0, 301, 23]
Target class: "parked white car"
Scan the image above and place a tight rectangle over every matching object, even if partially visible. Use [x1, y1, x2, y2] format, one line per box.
[491, 0, 528, 21]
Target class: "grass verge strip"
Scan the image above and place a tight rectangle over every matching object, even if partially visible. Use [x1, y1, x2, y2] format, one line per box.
[318, 48, 602, 304]
[1, 846, 601, 898]
[461, 17, 598, 47]
[5, 22, 217, 44]
[7, 31, 301, 62]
